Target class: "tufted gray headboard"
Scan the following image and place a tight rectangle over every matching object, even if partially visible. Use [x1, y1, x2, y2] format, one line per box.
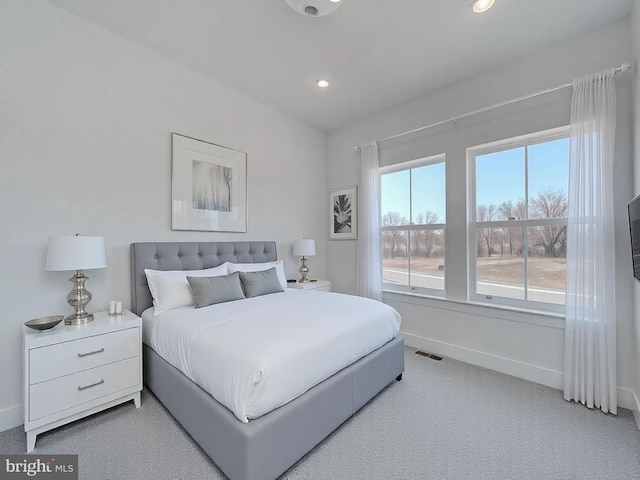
[130, 241, 277, 316]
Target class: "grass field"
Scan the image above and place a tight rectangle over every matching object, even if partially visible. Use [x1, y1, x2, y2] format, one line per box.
[383, 256, 566, 290]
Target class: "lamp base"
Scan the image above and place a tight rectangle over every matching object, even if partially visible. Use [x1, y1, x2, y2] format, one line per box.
[65, 270, 95, 325]
[298, 256, 311, 283]
[65, 312, 94, 325]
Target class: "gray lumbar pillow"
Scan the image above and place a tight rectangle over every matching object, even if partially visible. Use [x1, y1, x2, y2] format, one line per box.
[187, 271, 246, 308]
[238, 267, 285, 298]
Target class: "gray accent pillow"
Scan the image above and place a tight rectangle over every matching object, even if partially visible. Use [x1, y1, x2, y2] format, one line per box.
[239, 267, 285, 298]
[187, 272, 246, 308]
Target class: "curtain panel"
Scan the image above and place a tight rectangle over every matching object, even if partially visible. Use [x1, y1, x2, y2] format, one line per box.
[357, 141, 383, 300]
[563, 68, 617, 414]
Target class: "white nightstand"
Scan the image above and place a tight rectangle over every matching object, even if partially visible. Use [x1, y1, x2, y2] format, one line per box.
[288, 280, 331, 292]
[23, 310, 142, 452]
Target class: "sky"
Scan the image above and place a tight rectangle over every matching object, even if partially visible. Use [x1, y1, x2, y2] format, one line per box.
[381, 137, 569, 222]
[381, 163, 446, 223]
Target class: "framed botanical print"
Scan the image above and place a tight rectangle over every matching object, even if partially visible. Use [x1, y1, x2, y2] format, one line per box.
[330, 185, 357, 240]
[171, 133, 247, 232]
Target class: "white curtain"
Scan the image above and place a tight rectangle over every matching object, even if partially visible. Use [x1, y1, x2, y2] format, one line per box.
[357, 141, 382, 300]
[564, 68, 617, 414]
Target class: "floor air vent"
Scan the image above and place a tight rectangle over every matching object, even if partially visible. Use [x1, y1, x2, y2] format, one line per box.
[415, 351, 443, 361]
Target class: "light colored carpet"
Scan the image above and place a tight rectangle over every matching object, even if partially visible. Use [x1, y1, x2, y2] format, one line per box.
[2, 347, 639, 479]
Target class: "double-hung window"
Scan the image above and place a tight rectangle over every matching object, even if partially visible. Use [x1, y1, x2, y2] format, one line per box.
[468, 126, 569, 313]
[380, 154, 446, 296]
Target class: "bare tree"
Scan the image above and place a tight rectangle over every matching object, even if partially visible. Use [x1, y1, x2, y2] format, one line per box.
[413, 210, 440, 258]
[476, 204, 498, 257]
[382, 212, 408, 258]
[498, 200, 525, 257]
[498, 200, 525, 221]
[529, 188, 568, 257]
[530, 188, 568, 219]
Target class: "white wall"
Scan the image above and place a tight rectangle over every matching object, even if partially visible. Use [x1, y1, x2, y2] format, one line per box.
[630, 0, 640, 426]
[328, 19, 638, 410]
[0, 0, 327, 431]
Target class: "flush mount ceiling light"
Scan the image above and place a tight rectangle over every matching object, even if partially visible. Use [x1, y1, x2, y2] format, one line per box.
[471, 0, 495, 13]
[316, 79, 330, 88]
[284, 0, 343, 17]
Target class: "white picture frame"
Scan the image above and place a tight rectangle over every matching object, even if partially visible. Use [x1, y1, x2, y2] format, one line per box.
[171, 133, 247, 232]
[330, 185, 357, 240]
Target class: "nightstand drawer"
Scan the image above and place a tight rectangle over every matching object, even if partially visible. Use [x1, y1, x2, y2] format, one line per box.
[29, 356, 140, 421]
[29, 327, 139, 384]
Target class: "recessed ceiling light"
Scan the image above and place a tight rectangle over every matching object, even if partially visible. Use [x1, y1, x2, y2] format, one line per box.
[284, 0, 343, 17]
[471, 0, 495, 13]
[316, 79, 330, 88]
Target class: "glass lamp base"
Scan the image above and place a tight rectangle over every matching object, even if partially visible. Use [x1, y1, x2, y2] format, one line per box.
[298, 257, 311, 283]
[65, 312, 94, 325]
[65, 270, 95, 325]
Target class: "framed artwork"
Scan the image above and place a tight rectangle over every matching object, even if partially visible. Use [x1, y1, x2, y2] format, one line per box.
[171, 133, 247, 232]
[330, 185, 357, 240]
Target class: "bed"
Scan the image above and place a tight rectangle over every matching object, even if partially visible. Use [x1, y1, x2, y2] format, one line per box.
[130, 241, 404, 480]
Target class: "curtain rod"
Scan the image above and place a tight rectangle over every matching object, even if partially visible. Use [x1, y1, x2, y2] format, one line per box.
[354, 63, 631, 151]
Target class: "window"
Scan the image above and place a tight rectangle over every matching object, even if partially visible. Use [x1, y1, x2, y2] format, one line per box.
[468, 127, 569, 313]
[380, 155, 446, 296]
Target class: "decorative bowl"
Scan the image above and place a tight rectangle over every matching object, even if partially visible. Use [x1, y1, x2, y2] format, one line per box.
[24, 315, 64, 331]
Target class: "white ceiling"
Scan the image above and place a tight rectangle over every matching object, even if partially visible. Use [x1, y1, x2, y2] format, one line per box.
[49, 0, 634, 131]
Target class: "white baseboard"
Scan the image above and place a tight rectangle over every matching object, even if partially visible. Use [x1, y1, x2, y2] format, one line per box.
[402, 332, 639, 414]
[617, 386, 638, 416]
[402, 332, 564, 390]
[628, 389, 640, 430]
[0, 404, 23, 433]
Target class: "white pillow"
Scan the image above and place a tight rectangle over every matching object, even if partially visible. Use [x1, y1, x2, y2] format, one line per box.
[145, 263, 228, 315]
[227, 260, 287, 290]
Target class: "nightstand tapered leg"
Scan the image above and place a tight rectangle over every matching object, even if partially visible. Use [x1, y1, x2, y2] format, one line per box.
[26, 431, 36, 452]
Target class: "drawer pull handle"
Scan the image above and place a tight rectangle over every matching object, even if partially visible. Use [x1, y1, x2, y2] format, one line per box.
[77, 379, 104, 391]
[77, 348, 104, 358]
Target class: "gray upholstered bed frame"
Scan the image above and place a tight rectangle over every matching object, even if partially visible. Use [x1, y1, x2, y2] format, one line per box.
[130, 241, 404, 480]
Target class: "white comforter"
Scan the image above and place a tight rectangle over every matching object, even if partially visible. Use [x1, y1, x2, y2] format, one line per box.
[142, 289, 401, 423]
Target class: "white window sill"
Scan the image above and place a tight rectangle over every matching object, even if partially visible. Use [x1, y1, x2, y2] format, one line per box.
[381, 289, 565, 330]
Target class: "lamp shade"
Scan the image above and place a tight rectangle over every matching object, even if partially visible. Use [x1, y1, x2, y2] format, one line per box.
[46, 236, 107, 271]
[293, 239, 316, 257]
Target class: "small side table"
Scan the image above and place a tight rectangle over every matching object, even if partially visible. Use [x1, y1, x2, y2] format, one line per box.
[288, 280, 331, 292]
[23, 310, 142, 452]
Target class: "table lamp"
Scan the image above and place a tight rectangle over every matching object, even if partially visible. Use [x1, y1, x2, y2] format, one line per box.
[46, 234, 107, 324]
[293, 239, 316, 283]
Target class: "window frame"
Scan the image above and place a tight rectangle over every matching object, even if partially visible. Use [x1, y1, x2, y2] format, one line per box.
[467, 126, 569, 314]
[380, 154, 446, 297]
